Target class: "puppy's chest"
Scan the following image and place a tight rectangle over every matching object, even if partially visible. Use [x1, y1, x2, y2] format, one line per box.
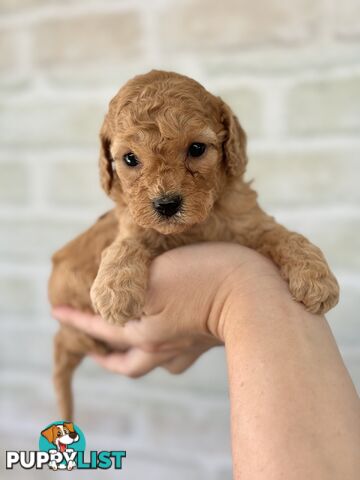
[165, 212, 250, 249]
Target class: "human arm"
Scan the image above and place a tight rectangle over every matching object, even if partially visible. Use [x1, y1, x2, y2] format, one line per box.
[53, 243, 360, 479]
[222, 266, 360, 479]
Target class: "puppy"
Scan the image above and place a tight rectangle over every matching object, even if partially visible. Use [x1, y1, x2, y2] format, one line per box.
[49, 70, 339, 419]
[41, 422, 79, 470]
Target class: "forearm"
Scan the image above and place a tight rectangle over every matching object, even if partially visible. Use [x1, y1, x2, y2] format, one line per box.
[55, 241, 359, 480]
[222, 280, 360, 480]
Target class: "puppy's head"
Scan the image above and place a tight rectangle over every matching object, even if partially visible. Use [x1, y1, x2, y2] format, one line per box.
[100, 70, 247, 234]
[41, 422, 79, 451]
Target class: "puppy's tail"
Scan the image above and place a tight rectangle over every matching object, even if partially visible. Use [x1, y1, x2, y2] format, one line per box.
[54, 325, 108, 421]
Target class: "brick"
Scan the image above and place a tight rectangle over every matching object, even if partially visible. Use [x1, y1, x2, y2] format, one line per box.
[118, 456, 205, 480]
[276, 212, 360, 272]
[0, 99, 105, 147]
[214, 465, 233, 480]
[58, 369, 229, 454]
[0, 275, 37, 314]
[0, 372, 135, 439]
[44, 63, 141, 91]
[142, 401, 230, 455]
[204, 44, 360, 77]
[0, 326, 52, 370]
[0, 74, 31, 93]
[74, 401, 135, 442]
[334, 0, 360, 39]
[328, 284, 360, 350]
[0, 30, 18, 72]
[247, 148, 360, 208]
[287, 76, 360, 135]
[0, 373, 223, 478]
[218, 87, 262, 137]
[64, 353, 228, 415]
[46, 160, 112, 208]
[0, 161, 30, 204]
[0, 217, 91, 263]
[0, 0, 45, 12]
[33, 12, 142, 68]
[0, 383, 57, 441]
[160, 0, 321, 51]
[341, 351, 360, 394]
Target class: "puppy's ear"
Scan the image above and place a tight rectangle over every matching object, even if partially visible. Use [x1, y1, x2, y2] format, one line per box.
[64, 422, 74, 432]
[41, 425, 57, 444]
[219, 99, 248, 177]
[99, 115, 121, 199]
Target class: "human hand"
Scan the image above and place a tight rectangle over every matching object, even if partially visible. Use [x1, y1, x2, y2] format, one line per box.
[53, 242, 282, 378]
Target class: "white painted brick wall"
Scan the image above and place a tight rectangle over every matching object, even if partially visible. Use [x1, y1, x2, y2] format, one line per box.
[0, 1, 359, 478]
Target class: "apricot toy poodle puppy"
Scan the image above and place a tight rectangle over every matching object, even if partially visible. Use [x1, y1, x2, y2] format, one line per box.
[49, 70, 339, 419]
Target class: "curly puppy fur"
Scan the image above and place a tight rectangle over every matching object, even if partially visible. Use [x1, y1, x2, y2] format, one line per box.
[49, 70, 339, 420]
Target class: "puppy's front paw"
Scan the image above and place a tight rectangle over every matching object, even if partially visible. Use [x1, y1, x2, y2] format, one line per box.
[90, 271, 146, 325]
[285, 263, 339, 315]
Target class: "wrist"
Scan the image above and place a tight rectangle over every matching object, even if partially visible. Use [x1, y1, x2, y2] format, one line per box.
[208, 257, 292, 343]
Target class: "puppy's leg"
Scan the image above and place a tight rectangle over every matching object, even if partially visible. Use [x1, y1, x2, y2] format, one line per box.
[54, 328, 82, 421]
[49, 210, 118, 418]
[54, 325, 109, 421]
[90, 237, 154, 325]
[247, 218, 339, 314]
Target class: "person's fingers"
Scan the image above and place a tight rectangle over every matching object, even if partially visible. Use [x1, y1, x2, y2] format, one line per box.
[162, 351, 203, 374]
[52, 306, 129, 349]
[91, 348, 174, 378]
[52, 306, 171, 351]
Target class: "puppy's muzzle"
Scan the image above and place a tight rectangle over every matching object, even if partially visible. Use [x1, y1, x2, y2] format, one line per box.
[153, 194, 182, 218]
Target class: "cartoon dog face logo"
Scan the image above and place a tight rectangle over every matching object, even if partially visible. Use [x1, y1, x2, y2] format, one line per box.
[41, 422, 79, 453]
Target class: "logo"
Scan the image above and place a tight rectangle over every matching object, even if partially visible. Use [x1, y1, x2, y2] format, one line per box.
[6, 421, 126, 471]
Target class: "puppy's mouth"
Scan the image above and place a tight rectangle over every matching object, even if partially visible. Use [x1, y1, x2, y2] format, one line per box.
[58, 441, 67, 453]
[154, 208, 183, 222]
[153, 211, 190, 234]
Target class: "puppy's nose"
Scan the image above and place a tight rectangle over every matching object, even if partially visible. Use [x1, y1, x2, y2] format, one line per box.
[69, 432, 78, 439]
[153, 194, 182, 218]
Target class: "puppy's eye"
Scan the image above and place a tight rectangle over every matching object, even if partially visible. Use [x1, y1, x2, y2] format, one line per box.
[123, 152, 139, 167]
[188, 142, 206, 158]
[57, 431, 61, 437]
